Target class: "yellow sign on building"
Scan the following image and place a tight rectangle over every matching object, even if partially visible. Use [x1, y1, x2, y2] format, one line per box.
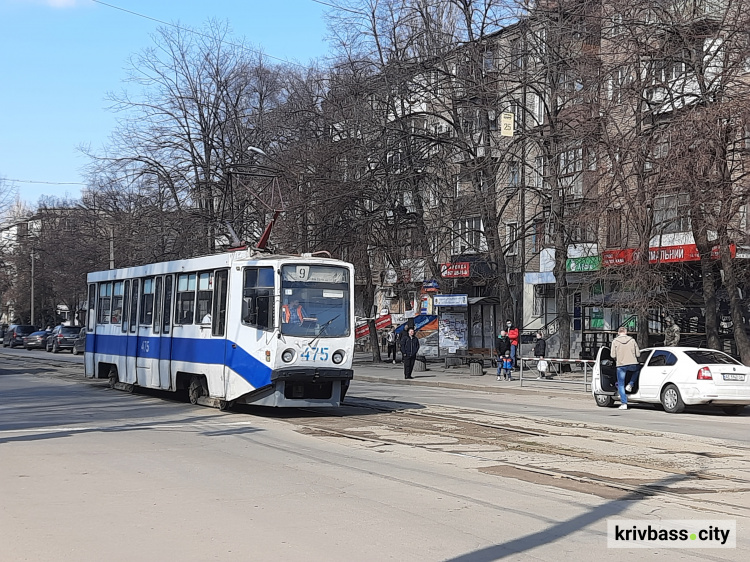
[501, 112, 514, 137]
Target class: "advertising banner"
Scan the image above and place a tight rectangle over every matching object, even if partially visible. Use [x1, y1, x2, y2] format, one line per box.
[440, 262, 470, 278]
[603, 244, 736, 266]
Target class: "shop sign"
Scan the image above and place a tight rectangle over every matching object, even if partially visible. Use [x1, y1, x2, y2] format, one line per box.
[433, 294, 468, 307]
[602, 244, 736, 266]
[565, 255, 602, 272]
[422, 279, 440, 292]
[440, 262, 470, 278]
[375, 314, 392, 330]
[355, 323, 370, 339]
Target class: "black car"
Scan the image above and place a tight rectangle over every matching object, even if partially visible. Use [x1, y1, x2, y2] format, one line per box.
[72, 328, 86, 356]
[47, 325, 83, 353]
[24, 330, 51, 350]
[3, 324, 37, 348]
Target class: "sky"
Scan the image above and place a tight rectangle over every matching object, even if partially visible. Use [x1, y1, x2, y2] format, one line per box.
[0, 0, 333, 207]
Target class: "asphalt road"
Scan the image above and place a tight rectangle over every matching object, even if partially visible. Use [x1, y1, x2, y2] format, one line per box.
[1, 351, 748, 561]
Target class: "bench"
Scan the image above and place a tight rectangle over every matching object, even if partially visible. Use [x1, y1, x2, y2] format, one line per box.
[444, 350, 488, 375]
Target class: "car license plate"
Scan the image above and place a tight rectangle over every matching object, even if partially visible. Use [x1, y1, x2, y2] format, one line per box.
[723, 374, 746, 381]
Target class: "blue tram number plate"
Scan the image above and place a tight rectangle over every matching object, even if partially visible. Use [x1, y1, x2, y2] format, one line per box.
[300, 347, 329, 361]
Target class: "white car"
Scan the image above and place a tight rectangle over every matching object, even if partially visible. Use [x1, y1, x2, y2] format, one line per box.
[592, 346, 750, 415]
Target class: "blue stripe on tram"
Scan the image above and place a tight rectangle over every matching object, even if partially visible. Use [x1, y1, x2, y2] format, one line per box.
[86, 334, 273, 388]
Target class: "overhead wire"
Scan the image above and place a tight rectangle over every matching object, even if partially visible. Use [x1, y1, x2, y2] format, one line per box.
[90, 0, 308, 68]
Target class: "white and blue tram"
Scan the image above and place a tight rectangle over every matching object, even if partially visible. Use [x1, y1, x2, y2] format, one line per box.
[84, 250, 354, 407]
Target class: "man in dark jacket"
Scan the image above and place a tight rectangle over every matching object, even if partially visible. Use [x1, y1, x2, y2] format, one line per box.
[400, 327, 420, 379]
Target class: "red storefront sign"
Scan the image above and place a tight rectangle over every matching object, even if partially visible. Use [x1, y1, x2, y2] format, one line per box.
[440, 262, 471, 278]
[355, 314, 393, 340]
[375, 314, 392, 330]
[602, 244, 736, 266]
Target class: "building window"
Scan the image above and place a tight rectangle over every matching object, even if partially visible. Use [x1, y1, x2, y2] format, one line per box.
[506, 222, 519, 256]
[532, 221, 544, 253]
[483, 50, 494, 72]
[607, 210, 622, 247]
[509, 161, 520, 187]
[653, 193, 691, 234]
[453, 217, 485, 254]
[510, 38, 524, 70]
[559, 146, 583, 196]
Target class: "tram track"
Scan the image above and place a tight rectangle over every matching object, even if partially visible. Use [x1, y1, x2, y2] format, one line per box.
[6, 349, 750, 514]
[295, 398, 750, 514]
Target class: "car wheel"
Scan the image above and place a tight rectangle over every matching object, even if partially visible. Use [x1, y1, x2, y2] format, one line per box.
[721, 405, 745, 416]
[72, 346, 79, 356]
[661, 384, 685, 414]
[594, 393, 615, 407]
[52, 342, 59, 353]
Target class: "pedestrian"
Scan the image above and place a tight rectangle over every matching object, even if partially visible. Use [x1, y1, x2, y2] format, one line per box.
[610, 326, 641, 410]
[386, 328, 397, 364]
[500, 351, 514, 381]
[495, 330, 511, 377]
[506, 321, 519, 369]
[663, 316, 681, 347]
[400, 327, 420, 380]
[533, 331, 546, 358]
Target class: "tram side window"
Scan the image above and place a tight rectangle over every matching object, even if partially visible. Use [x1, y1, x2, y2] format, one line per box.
[242, 267, 274, 331]
[196, 272, 213, 324]
[87, 284, 96, 331]
[98, 283, 112, 324]
[140, 278, 155, 326]
[176, 273, 196, 325]
[111, 281, 124, 324]
[153, 277, 162, 334]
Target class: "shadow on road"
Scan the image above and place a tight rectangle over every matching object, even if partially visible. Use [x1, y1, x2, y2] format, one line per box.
[444, 472, 695, 561]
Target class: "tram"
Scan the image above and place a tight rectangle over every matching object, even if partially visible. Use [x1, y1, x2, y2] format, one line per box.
[84, 249, 354, 408]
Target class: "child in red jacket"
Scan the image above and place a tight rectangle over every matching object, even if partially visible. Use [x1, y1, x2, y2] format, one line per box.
[506, 321, 519, 368]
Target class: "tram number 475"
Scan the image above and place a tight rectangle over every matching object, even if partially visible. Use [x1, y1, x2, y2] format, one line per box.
[140, 340, 150, 353]
[300, 347, 329, 361]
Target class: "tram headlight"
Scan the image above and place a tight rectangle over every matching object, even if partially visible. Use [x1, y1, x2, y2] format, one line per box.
[332, 350, 345, 364]
[282, 349, 296, 363]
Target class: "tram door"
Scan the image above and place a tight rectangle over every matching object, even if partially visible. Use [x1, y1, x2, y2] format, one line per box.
[136, 277, 164, 388]
[158, 275, 174, 389]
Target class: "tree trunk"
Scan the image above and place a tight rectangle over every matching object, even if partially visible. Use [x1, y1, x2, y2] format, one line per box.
[718, 232, 750, 363]
[692, 215, 720, 348]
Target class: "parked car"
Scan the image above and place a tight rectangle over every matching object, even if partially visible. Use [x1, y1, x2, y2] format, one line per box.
[24, 330, 52, 350]
[3, 324, 37, 348]
[46, 325, 83, 353]
[72, 328, 86, 355]
[592, 346, 750, 415]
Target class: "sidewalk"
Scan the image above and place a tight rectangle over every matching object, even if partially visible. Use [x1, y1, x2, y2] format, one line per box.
[352, 352, 593, 399]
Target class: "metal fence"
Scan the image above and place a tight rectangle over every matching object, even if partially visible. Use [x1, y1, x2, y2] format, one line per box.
[518, 357, 595, 392]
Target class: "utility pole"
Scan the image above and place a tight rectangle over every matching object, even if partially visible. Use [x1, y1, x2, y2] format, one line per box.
[109, 226, 115, 270]
[30, 251, 35, 325]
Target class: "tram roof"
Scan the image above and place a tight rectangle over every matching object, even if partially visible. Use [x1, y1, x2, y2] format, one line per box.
[87, 250, 352, 283]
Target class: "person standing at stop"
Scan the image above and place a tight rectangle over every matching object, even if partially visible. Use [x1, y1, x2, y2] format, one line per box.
[400, 327, 420, 379]
[506, 321, 520, 368]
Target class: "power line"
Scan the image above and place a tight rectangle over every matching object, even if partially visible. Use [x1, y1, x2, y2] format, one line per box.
[5, 179, 86, 186]
[91, 0, 308, 68]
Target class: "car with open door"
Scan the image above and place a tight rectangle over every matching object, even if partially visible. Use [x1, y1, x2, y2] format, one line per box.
[592, 346, 750, 415]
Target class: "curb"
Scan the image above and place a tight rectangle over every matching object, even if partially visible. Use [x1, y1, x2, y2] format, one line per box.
[352, 373, 592, 399]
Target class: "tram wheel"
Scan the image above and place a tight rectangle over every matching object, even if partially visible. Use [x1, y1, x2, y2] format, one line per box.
[188, 376, 204, 405]
[108, 369, 118, 389]
[218, 400, 234, 411]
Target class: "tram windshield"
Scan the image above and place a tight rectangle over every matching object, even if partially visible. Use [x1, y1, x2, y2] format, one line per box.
[280, 265, 350, 337]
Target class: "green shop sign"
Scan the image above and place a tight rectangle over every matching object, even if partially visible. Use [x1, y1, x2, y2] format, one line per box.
[565, 256, 602, 273]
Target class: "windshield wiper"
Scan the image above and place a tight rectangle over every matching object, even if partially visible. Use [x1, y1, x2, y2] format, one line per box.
[308, 315, 340, 347]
